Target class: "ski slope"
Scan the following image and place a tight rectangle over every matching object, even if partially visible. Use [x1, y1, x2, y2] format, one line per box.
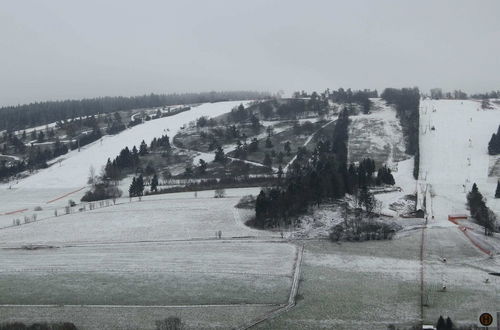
[419, 99, 500, 222]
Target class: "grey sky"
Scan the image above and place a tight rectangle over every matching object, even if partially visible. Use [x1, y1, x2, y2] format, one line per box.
[1, 0, 499, 106]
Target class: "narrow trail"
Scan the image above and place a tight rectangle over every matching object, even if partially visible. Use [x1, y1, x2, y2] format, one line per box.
[239, 244, 305, 330]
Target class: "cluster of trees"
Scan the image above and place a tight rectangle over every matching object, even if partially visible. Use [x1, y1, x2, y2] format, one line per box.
[328, 88, 377, 114]
[254, 109, 346, 227]
[254, 106, 398, 229]
[81, 179, 122, 203]
[380, 87, 420, 179]
[467, 183, 497, 235]
[0, 91, 270, 132]
[248, 98, 329, 121]
[2, 132, 27, 154]
[488, 125, 500, 155]
[0, 160, 26, 180]
[470, 90, 500, 99]
[429, 88, 468, 100]
[435, 316, 455, 330]
[56, 115, 100, 138]
[69, 127, 102, 151]
[105, 112, 126, 135]
[103, 135, 171, 181]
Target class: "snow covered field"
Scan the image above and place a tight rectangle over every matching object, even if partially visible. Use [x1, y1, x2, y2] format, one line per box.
[0, 188, 273, 245]
[0, 241, 296, 305]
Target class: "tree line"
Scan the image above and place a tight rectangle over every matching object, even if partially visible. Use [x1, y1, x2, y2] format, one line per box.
[0, 91, 270, 132]
[380, 87, 420, 179]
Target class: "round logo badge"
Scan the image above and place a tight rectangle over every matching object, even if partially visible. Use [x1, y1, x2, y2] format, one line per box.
[479, 312, 493, 326]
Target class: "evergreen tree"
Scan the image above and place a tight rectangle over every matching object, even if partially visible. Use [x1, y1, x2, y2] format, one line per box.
[214, 145, 226, 163]
[139, 140, 148, 156]
[445, 317, 454, 330]
[495, 181, 500, 198]
[487, 125, 500, 155]
[151, 174, 158, 192]
[136, 175, 145, 198]
[436, 316, 446, 330]
[129, 177, 137, 197]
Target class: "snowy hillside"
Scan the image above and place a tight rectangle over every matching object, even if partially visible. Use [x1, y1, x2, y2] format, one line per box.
[4, 101, 249, 190]
[419, 99, 500, 221]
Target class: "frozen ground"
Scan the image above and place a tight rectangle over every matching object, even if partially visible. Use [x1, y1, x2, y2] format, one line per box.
[0, 188, 273, 245]
[0, 241, 295, 306]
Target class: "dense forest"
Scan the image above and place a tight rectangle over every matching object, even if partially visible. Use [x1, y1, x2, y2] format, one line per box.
[0, 91, 271, 132]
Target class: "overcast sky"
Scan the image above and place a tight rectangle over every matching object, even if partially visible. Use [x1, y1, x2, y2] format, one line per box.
[1, 0, 499, 106]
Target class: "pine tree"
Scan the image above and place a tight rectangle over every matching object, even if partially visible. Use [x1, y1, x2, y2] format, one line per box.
[495, 181, 500, 198]
[136, 175, 144, 198]
[436, 315, 446, 330]
[445, 317, 454, 330]
[139, 140, 148, 156]
[129, 177, 137, 197]
[151, 174, 158, 192]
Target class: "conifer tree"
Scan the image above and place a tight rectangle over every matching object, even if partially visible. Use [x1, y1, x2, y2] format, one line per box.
[151, 174, 158, 192]
[129, 177, 137, 197]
